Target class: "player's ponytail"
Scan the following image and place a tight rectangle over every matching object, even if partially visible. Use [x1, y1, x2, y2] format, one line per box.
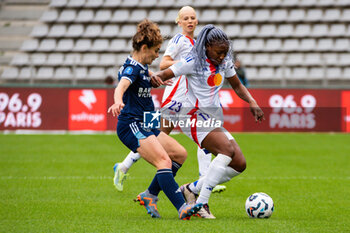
[191, 24, 233, 74]
[132, 19, 163, 51]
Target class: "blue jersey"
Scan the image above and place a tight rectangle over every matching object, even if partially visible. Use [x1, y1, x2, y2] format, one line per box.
[118, 56, 154, 121]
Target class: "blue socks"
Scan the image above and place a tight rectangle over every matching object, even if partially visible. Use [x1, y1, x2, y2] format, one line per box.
[148, 161, 182, 196]
[171, 161, 182, 175]
[148, 161, 181, 196]
[154, 168, 185, 210]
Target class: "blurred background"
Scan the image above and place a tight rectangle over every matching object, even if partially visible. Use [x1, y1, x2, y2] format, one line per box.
[0, 0, 349, 88]
[0, 0, 349, 132]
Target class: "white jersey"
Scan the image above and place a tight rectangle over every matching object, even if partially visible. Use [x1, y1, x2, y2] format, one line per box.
[161, 33, 195, 107]
[170, 56, 236, 108]
[170, 56, 236, 146]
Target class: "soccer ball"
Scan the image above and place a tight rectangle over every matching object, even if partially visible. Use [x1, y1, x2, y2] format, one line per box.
[245, 192, 274, 218]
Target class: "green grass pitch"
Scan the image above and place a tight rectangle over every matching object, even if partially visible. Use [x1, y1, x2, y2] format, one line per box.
[1, 133, 349, 233]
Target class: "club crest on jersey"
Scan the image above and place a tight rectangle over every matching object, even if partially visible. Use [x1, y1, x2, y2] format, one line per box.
[124, 66, 133, 75]
[174, 61, 184, 69]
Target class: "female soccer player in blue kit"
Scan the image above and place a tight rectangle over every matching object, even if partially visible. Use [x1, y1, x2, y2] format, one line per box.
[113, 6, 226, 195]
[108, 19, 202, 220]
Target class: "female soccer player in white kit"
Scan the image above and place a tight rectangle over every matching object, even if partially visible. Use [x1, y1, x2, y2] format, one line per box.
[159, 6, 225, 193]
[113, 6, 225, 193]
[151, 24, 265, 219]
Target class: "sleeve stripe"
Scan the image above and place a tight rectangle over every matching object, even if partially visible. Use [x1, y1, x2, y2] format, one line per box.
[185, 57, 193, 62]
[174, 34, 183, 44]
[121, 76, 133, 83]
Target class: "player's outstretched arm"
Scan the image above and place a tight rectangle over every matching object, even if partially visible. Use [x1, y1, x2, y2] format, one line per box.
[149, 69, 173, 87]
[151, 68, 175, 87]
[227, 75, 265, 123]
[160, 55, 177, 70]
[108, 79, 131, 117]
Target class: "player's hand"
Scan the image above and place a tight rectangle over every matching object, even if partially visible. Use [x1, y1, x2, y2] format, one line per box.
[163, 78, 174, 86]
[108, 102, 125, 117]
[150, 73, 164, 88]
[249, 102, 265, 123]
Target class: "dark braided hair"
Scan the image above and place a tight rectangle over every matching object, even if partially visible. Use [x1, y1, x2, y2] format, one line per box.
[190, 24, 233, 74]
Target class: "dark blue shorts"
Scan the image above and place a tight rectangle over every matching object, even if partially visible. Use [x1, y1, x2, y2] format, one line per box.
[117, 119, 161, 152]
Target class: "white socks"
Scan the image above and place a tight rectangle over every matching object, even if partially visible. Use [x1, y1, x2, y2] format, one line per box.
[189, 166, 241, 195]
[120, 151, 141, 173]
[196, 154, 232, 204]
[197, 147, 212, 177]
[219, 166, 241, 184]
[189, 176, 205, 194]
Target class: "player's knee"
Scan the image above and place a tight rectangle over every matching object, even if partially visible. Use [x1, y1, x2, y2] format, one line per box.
[156, 154, 172, 169]
[218, 141, 235, 158]
[179, 145, 187, 160]
[171, 145, 187, 164]
[238, 159, 246, 172]
[228, 148, 246, 172]
[235, 153, 247, 173]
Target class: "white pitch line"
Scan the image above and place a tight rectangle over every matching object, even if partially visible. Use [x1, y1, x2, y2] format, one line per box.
[0, 176, 349, 180]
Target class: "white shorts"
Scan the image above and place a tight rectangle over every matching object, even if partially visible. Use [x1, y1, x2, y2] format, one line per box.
[178, 105, 233, 147]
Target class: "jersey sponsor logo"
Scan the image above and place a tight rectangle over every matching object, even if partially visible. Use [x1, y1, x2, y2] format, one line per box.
[207, 73, 223, 87]
[143, 110, 161, 129]
[138, 87, 151, 98]
[124, 66, 133, 75]
[206, 58, 223, 87]
[69, 89, 106, 131]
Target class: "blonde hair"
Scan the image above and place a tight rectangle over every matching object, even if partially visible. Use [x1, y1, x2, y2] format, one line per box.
[175, 5, 196, 24]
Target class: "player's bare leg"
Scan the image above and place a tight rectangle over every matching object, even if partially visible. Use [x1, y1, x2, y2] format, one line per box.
[113, 151, 140, 191]
[160, 118, 174, 135]
[189, 128, 246, 219]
